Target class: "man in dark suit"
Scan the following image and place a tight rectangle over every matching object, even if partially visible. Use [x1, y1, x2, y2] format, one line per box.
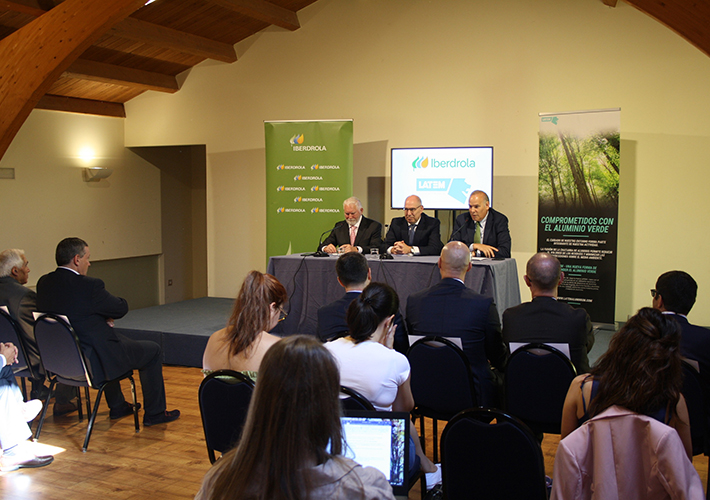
[405, 241, 507, 407]
[316, 252, 408, 353]
[36, 237, 180, 426]
[320, 196, 383, 255]
[502, 252, 594, 374]
[652, 271, 710, 389]
[381, 195, 443, 256]
[449, 190, 511, 258]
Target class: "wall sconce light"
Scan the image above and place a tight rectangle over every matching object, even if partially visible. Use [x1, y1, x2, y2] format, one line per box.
[83, 167, 113, 182]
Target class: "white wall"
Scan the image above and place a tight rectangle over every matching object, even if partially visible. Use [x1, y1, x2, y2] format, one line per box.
[126, 0, 710, 323]
[0, 110, 161, 283]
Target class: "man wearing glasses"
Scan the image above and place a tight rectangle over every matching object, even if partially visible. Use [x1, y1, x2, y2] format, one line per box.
[381, 195, 443, 256]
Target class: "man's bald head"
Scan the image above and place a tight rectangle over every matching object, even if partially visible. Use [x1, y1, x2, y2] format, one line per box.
[525, 252, 562, 294]
[439, 241, 471, 279]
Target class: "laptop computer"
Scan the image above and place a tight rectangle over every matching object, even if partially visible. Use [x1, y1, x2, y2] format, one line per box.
[341, 410, 410, 496]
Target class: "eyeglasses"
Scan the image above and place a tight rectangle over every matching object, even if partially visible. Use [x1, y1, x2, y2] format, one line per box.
[403, 206, 422, 213]
[278, 306, 288, 322]
[650, 289, 658, 298]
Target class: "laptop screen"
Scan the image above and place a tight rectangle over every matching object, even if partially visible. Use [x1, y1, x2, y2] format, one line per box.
[341, 410, 410, 495]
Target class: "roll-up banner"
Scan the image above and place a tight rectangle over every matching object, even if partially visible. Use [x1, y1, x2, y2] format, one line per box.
[265, 120, 353, 260]
[538, 109, 620, 324]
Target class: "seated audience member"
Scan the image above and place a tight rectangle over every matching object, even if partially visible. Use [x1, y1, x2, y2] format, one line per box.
[195, 335, 395, 500]
[320, 197, 383, 255]
[502, 252, 594, 374]
[37, 237, 179, 426]
[202, 271, 286, 379]
[449, 190, 511, 258]
[1, 342, 53, 472]
[559, 308, 692, 459]
[325, 283, 441, 490]
[381, 195, 443, 256]
[406, 241, 507, 407]
[316, 253, 408, 353]
[652, 271, 710, 389]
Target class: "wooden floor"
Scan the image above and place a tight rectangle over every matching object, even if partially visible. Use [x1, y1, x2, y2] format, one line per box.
[2, 366, 707, 499]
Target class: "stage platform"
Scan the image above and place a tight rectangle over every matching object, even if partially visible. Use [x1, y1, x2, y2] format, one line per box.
[114, 297, 233, 368]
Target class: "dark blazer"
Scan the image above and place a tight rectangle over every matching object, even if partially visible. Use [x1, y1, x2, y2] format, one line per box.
[673, 314, 710, 391]
[381, 213, 444, 256]
[449, 207, 511, 258]
[405, 278, 507, 407]
[0, 276, 42, 374]
[502, 296, 594, 374]
[317, 291, 409, 354]
[320, 216, 383, 254]
[36, 268, 130, 383]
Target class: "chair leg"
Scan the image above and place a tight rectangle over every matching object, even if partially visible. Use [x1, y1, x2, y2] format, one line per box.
[419, 415, 427, 455]
[706, 455, 709, 500]
[20, 377, 28, 401]
[432, 418, 438, 463]
[83, 385, 105, 452]
[129, 375, 140, 432]
[33, 378, 56, 440]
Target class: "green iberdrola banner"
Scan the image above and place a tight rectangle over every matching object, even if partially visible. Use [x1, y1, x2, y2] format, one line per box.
[265, 120, 353, 260]
[538, 109, 620, 324]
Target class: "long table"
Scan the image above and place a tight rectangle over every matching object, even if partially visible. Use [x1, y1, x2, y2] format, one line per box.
[267, 254, 521, 337]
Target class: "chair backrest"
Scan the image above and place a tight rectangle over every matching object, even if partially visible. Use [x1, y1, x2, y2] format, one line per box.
[505, 343, 577, 434]
[199, 369, 256, 463]
[340, 385, 376, 411]
[0, 308, 32, 376]
[441, 408, 547, 500]
[33, 313, 91, 386]
[407, 336, 476, 418]
[681, 360, 707, 456]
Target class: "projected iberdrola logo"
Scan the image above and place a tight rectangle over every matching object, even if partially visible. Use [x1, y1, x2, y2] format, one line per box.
[412, 157, 429, 169]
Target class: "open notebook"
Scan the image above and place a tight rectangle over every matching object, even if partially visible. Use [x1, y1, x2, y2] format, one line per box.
[341, 410, 410, 496]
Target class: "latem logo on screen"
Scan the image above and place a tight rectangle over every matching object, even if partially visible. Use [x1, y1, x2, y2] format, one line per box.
[289, 133, 327, 152]
[412, 156, 476, 169]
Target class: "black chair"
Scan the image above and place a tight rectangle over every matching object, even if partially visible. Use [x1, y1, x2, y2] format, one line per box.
[199, 369, 256, 464]
[440, 408, 547, 500]
[407, 336, 477, 463]
[0, 308, 39, 400]
[33, 313, 139, 451]
[680, 360, 710, 499]
[504, 343, 577, 435]
[340, 385, 375, 411]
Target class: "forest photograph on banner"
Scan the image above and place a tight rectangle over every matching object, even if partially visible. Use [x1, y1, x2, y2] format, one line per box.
[538, 109, 620, 323]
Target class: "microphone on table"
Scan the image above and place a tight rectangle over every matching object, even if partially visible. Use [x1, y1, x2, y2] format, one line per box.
[379, 224, 393, 259]
[304, 221, 346, 257]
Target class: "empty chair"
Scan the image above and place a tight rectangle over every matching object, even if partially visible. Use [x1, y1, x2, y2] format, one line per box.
[441, 408, 547, 500]
[505, 343, 577, 435]
[340, 385, 375, 411]
[0, 307, 38, 400]
[33, 313, 139, 451]
[407, 336, 477, 462]
[198, 369, 255, 464]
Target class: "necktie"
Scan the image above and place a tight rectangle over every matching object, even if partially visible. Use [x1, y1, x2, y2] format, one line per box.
[473, 221, 481, 244]
[408, 224, 416, 245]
[350, 225, 356, 246]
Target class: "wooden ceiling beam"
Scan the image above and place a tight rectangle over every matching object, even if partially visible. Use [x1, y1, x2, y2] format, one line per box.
[0, 0, 148, 160]
[211, 0, 300, 31]
[64, 59, 179, 93]
[36, 94, 126, 117]
[109, 17, 237, 63]
[625, 0, 710, 57]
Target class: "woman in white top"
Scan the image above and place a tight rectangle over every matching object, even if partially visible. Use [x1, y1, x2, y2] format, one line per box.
[325, 282, 440, 485]
[202, 271, 285, 379]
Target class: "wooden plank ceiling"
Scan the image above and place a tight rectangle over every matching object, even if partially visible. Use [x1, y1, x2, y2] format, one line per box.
[0, 0, 319, 117]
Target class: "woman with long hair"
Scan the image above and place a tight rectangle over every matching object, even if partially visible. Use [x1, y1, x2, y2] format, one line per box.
[560, 307, 692, 458]
[324, 282, 441, 489]
[202, 271, 287, 377]
[195, 335, 395, 500]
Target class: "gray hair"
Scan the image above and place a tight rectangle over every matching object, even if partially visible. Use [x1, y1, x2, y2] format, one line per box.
[0, 249, 25, 278]
[343, 197, 363, 210]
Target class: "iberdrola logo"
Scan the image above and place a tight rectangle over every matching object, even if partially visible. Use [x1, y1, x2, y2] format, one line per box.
[311, 207, 319, 213]
[294, 197, 302, 202]
[311, 164, 319, 170]
[290, 134, 305, 145]
[276, 186, 285, 192]
[294, 175, 302, 181]
[412, 157, 429, 169]
[276, 207, 285, 213]
[311, 186, 319, 191]
[276, 164, 285, 170]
